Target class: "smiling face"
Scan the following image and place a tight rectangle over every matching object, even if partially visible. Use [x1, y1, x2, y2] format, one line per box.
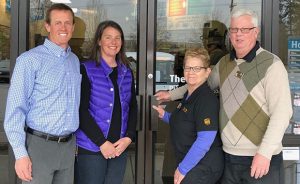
[99, 26, 122, 61]
[45, 9, 74, 49]
[229, 15, 259, 58]
[184, 56, 211, 90]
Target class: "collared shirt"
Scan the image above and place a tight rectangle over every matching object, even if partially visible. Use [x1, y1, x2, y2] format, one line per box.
[169, 82, 223, 174]
[230, 41, 260, 62]
[4, 39, 81, 159]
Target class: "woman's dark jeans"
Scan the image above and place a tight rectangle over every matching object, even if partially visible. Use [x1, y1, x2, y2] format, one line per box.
[75, 151, 127, 184]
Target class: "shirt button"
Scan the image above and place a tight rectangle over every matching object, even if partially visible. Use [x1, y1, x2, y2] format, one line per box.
[67, 114, 70, 117]
[107, 119, 110, 123]
[66, 72, 70, 75]
[110, 88, 114, 91]
[109, 103, 113, 107]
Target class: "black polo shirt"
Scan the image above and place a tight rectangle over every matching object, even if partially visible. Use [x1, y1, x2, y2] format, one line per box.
[169, 82, 222, 167]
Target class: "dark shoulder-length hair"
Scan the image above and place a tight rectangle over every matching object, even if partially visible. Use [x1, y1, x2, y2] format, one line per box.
[89, 20, 129, 67]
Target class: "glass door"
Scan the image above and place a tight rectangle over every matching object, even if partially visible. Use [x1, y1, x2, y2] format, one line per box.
[28, 0, 139, 183]
[152, 1, 262, 183]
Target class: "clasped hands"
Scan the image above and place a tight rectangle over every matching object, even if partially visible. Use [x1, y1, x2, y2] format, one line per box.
[100, 137, 132, 160]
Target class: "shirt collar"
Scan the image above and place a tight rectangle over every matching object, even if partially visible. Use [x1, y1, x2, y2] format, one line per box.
[183, 81, 210, 103]
[43, 38, 71, 58]
[230, 41, 260, 62]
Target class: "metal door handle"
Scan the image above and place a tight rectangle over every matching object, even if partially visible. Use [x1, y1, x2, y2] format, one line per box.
[149, 95, 159, 131]
[136, 95, 143, 131]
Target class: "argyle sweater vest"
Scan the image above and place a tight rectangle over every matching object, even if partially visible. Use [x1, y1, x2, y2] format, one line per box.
[217, 48, 291, 158]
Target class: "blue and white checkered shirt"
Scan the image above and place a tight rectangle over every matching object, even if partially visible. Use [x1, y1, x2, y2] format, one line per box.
[4, 39, 81, 159]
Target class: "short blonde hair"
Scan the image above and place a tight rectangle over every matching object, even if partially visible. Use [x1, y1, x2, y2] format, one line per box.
[184, 48, 210, 67]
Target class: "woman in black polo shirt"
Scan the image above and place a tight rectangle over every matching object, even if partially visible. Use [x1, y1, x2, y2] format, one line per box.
[153, 48, 224, 184]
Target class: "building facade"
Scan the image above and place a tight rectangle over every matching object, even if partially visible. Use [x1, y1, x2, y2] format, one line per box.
[1, 0, 300, 183]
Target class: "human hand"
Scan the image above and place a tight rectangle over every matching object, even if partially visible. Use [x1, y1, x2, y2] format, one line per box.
[113, 137, 132, 157]
[15, 156, 32, 182]
[250, 153, 270, 179]
[100, 141, 117, 159]
[152, 105, 165, 118]
[174, 168, 185, 184]
[154, 90, 171, 103]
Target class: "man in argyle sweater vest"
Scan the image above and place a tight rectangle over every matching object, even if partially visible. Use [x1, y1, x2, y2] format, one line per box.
[208, 43, 292, 183]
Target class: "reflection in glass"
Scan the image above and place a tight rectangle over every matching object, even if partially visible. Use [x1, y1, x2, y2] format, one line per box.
[279, 0, 300, 66]
[0, 0, 11, 84]
[29, 0, 137, 62]
[155, 1, 261, 184]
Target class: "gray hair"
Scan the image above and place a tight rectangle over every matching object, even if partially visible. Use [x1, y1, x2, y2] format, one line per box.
[231, 8, 258, 27]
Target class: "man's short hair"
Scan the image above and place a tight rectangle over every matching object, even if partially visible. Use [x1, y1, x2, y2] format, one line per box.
[45, 3, 75, 24]
[231, 8, 258, 27]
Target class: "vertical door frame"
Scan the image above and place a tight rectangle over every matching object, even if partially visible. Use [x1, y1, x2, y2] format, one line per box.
[137, 0, 157, 183]
[145, 0, 156, 183]
[136, 0, 147, 183]
[9, 0, 29, 183]
[261, 0, 279, 55]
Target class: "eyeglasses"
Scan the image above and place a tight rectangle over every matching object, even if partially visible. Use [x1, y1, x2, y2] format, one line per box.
[229, 27, 256, 33]
[183, 66, 207, 73]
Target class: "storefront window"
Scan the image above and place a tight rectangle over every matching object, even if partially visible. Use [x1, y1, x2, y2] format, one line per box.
[155, 0, 261, 91]
[0, 0, 11, 84]
[29, 0, 137, 62]
[279, 0, 300, 66]
[279, 0, 300, 133]
[154, 1, 262, 183]
[29, 1, 137, 183]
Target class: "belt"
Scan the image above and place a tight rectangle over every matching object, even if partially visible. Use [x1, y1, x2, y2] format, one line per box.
[26, 127, 73, 143]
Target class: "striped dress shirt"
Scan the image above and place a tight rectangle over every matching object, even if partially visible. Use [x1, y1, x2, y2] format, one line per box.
[4, 39, 81, 159]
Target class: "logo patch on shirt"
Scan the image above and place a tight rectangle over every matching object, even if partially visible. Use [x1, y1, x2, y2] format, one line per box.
[204, 118, 211, 126]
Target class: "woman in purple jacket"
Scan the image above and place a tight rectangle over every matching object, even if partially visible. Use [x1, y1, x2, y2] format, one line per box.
[75, 20, 137, 184]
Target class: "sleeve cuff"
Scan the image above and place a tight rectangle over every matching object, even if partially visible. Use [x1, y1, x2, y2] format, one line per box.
[177, 165, 187, 175]
[257, 142, 277, 160]
[94, 137, 107, 147]
[125, 131, 136, 142]
[162, 112, 170, 123]
[13, 146, 28, 160]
